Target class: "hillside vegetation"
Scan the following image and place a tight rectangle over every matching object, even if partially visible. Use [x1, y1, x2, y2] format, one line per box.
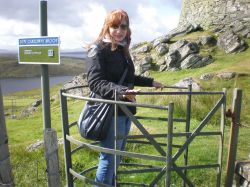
[0, 54, 86, 78]
[2, 31, 250, 186]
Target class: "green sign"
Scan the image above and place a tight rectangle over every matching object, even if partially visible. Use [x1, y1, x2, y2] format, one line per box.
[18, 37, 60, 64]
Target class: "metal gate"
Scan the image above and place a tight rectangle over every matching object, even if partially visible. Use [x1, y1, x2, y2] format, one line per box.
[60, 85, 226, 187]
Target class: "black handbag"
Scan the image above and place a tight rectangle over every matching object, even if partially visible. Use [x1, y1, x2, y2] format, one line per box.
[78, 68, 128, 141]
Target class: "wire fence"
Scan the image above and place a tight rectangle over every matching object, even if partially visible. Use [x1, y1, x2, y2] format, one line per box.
[3, 96, 41, 119]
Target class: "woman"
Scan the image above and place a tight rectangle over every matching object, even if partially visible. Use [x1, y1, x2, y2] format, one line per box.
[86, 9, 164, 186]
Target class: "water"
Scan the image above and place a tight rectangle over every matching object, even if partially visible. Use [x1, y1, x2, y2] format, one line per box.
[0, 76, 73, 94]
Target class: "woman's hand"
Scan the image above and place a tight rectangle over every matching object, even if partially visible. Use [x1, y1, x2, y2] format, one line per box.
[123, 89, 141, 102]
[152, 81, 165, 90]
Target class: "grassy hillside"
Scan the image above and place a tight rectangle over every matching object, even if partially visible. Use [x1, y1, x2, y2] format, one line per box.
[0, 53, 86, 78]
[2, 32, 250, 186]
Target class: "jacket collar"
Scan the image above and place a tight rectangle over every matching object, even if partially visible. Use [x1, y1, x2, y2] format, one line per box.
[102, 37, 127, 48]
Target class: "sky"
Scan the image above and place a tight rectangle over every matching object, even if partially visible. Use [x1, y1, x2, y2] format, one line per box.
[0, 0, 182, 51]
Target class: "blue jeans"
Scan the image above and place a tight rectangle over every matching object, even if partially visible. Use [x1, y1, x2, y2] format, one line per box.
[95, 116, 131, 186]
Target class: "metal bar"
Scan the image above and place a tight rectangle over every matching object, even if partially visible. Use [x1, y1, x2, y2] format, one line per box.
[61, 85, 188, 92]
[118, 168, 163, 174]
[118, 104, 166, 156]
[118, 182, 147, 186]
[71, 145, 84, 154]
[176, 163, 220, 170]
[173, 163, 194, 187]
[41, 65, 51, 129]
[114, 91, 118, 187]
[183, 84, 192, 187]
[127, 131, 221, 139]
[148, 103, 175, 187]
[120, 91, 225, 96]
[216, 89, 226, 187]
[68, 121, 77, 128]
[166, 103, 174, 186]
[70, 168, 112, 187]
[225, 88, 242, 187]
[59, 89, 73, 187]
[62, 93, 169, 110]
[120, 163, 162, 169]
[149, 167, 166, 187]
[172, 96, 224, 163]
[136, 116, 187, 122]
[66, 135, 166, 162]
[40, 0, 51, 129]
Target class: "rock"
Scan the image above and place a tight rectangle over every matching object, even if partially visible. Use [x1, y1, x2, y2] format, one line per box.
[155, 44, 169, 56]
[168, 23, 202, 38]
[230, 20, 245, 33]
[26, 140, 44, 152]
[130, 42, 147, 50]
[169, 40, 188, 53]
[216, 72, 236, 80]
[20, 106, 37, 118]
[137, 44, 152, 53]
[181, 54, 202, 69]
[63, 73, 89, 96]
[26, 138, 64, 152]
[217, 30, 248, 53]
[32, 99, 42, 107]
[165, 50, 181, 70]
[191, 55, 214, 68]
[200, 73, 214, 80]
[156, 58, 165, 66]
[241, 28, 250, 38]
[174, 77, 201, 91]
[235, 160, 250, 185]
[159, 64, 168, 72]
[178, 42, 199, 61]
[135, 56, 153, 75]
[198, 35, 217, 46]
[152, 35, 172, 47]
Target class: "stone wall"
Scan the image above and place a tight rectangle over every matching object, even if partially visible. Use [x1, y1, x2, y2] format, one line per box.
[179, 0, 250, 29]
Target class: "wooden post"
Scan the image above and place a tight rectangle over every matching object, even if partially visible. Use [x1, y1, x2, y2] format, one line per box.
[44, 128, 61, 187]
[0, 85, 14, 186]
[225, 88, 242, 187]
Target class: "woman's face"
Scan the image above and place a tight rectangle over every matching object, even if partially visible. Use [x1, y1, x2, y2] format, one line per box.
[109, 18, 128, 43]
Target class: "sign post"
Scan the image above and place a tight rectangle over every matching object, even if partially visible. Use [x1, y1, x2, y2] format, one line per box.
[17, 2, 61, 186]
[40, 0, 52, 130]
[39, 1, 61, 186]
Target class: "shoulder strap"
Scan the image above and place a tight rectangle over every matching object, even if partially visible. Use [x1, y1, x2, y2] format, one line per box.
[118, 68, 128, 85]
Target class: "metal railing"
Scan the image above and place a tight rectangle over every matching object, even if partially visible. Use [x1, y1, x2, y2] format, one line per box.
[60, 85, 226, 187]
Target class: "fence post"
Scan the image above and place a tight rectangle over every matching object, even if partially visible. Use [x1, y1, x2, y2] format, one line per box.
[216, 88, 226, 187]
[183, 84, 192, 187]
[166, 103, 174, 187]
[60, 89, 73, 187]
[225, 88, 242, 187]
[0, 85, 14, 186]
[44, 128, 61, 187]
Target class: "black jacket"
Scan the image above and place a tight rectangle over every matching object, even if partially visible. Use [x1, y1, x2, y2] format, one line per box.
[86, 41, 154, 114]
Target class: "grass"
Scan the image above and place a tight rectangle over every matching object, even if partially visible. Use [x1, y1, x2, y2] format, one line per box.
[2, 32, 250, 186]
[0, 54, 86, 78]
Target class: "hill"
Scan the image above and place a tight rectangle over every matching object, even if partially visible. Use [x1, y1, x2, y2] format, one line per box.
[0, 52, 86, 78]
[2, 30, 250, 186]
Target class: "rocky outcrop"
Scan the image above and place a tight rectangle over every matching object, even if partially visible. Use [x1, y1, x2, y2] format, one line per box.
[179, 0, 250, 31]
[132, 38, 214, 74]
[62, 73, 89, 96]
[20, 99, 42, 118]
[174, 77, 201, 91]
[217, 30, 248, 53]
